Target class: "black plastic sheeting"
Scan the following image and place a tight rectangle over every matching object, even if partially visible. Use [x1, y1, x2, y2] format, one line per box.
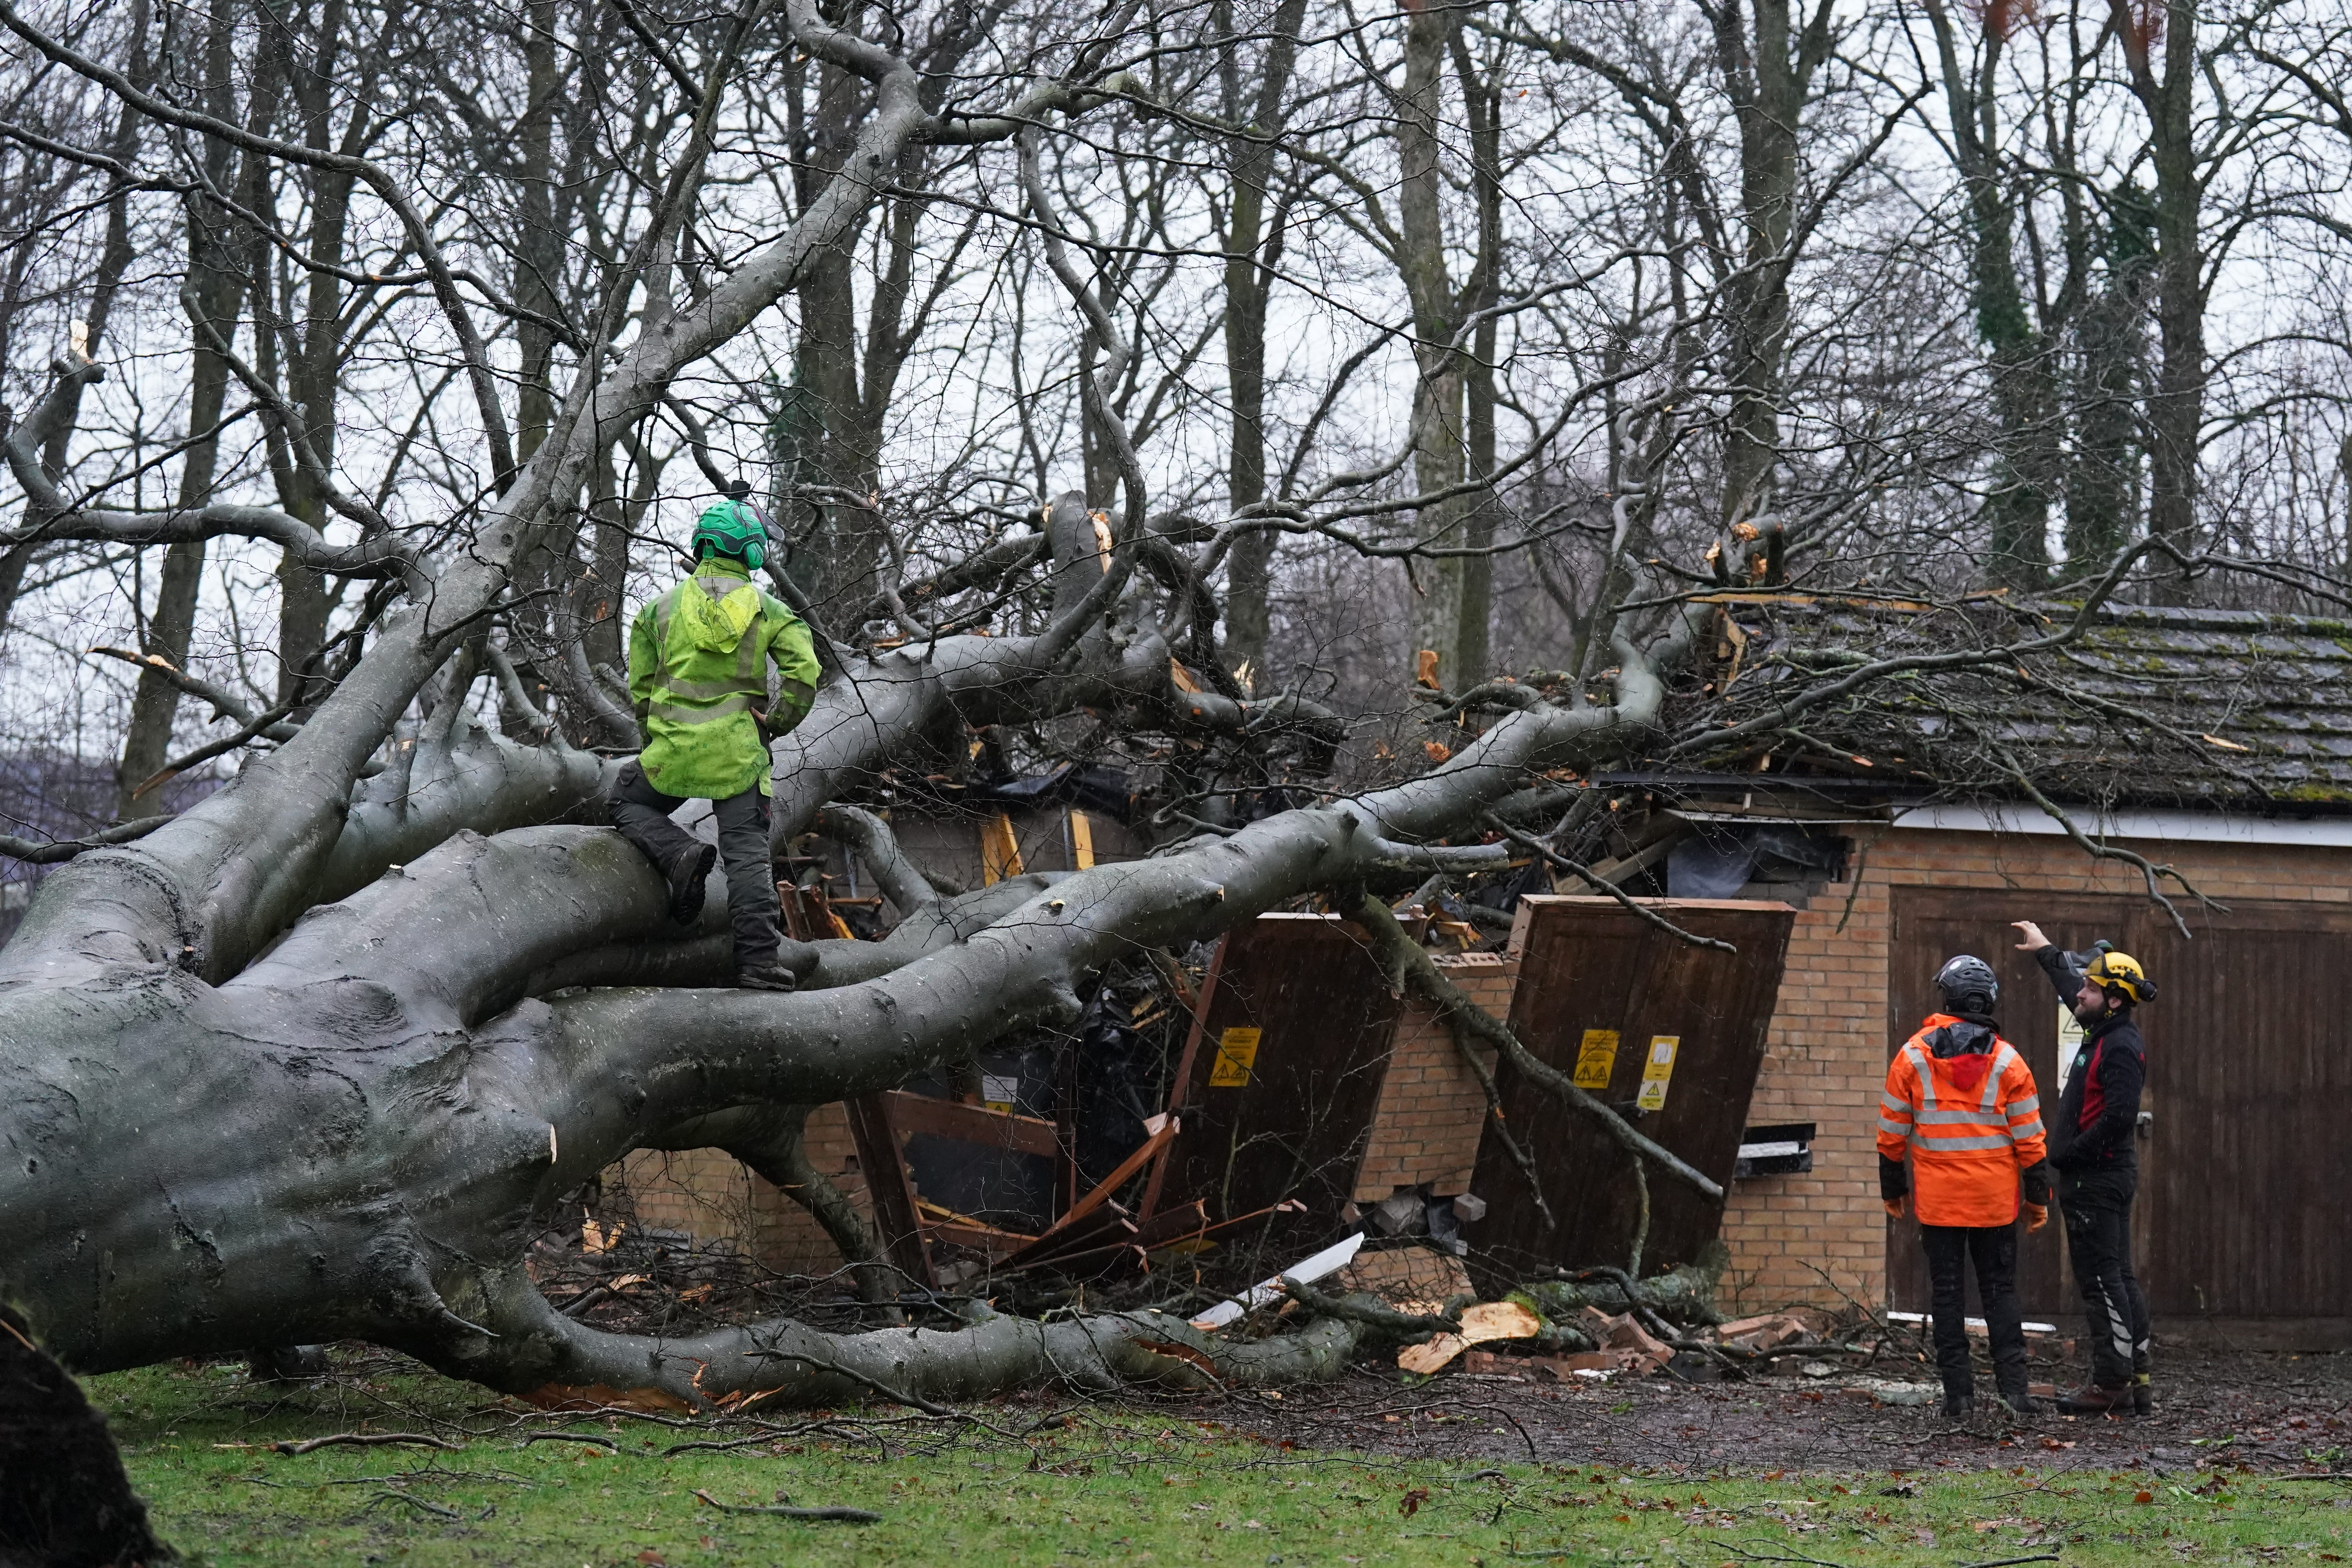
[894, 965, 1175, 1234]
[1666, 822, 1846, 899]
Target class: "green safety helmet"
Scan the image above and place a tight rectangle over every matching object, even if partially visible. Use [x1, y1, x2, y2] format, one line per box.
[691, 495, 768, 571]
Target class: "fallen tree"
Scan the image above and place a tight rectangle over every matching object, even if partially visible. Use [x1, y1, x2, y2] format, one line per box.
[2, 0, 2333, 1419]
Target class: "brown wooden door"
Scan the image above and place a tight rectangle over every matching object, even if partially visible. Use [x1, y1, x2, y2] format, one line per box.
[1154, 915, 1408, 1234]
[1887, 883, 2352, 1330]
[1470, 897, 1796, 1281]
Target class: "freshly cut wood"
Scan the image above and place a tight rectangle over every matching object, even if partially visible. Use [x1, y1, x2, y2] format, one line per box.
[1396, 1300, 1541, 1374]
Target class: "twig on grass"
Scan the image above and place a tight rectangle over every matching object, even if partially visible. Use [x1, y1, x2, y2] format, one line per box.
[272, 1431, 463, 1455]
[360, 1489, 462, 1519]
[516, 1431, 620, 1451]
[1708, 1543, 1854, 1568]
[690, 1488, 881, 1523]
[1958, 1556, 2062, 1568]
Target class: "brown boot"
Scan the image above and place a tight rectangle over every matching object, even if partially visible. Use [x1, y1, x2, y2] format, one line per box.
[2055, 1380, 2132, 1415]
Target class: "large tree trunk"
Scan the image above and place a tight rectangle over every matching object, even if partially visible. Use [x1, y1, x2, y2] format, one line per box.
[1920, 0, 2053, 586]
[1215, 0, 1306, 684]
[1396, 0, 1473, 687]
[0, 628, 1671, 1399]
[1715, 0, 1835, 529]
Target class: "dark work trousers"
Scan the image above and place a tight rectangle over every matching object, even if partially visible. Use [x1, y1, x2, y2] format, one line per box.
[609, 759, 781, 971]
[1920, 1223, 2030, 1400]
[2060, 1167, 2151, 1387]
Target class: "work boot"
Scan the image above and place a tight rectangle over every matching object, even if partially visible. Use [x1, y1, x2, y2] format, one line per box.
[737, 956, 798, 992]
[2055, 1380, 2132, 1415]
[1941, 1391, 1975, 1421]
[666, 843, 717, 925]
[1996, 1386, 2039, 1418]
[2132, 1373, 2152, 1416]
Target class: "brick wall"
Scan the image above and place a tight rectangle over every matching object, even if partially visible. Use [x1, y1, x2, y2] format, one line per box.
[1716, 825, 2352, 1313]
[614, 1100, 867, 1275]
[1352, 952, 1511, 1201]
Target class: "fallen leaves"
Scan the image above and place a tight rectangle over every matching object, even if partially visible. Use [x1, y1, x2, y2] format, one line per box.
[1398, 1487, 1429, 1517]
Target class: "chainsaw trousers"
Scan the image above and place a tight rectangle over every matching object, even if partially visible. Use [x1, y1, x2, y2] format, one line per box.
[1920, 1222, 2029, 1400]
[609, 759, 780, 970]
[2060, 1167, 2150, 1387]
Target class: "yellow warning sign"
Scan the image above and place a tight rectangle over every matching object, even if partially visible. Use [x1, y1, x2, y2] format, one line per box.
[1208, 1026, 1263, 1087]
[1636, 1035, 1680, 1111]
[1572, 1028, 1621, 1090]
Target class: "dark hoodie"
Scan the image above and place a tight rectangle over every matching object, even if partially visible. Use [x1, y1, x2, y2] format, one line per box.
[2035, 946, 2145, 1174]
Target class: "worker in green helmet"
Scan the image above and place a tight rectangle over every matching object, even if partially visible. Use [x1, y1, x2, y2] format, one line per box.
[610, 482, 821, 991]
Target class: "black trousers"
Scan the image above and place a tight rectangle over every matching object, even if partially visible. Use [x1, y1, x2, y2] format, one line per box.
[2060, 1166, 2151, 1387]
[1920, 1222, 2029, 1399]
[608, 759, 780, 970]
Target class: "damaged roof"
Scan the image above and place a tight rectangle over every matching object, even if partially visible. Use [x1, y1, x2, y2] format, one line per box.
[1697, 598, 2352, 811]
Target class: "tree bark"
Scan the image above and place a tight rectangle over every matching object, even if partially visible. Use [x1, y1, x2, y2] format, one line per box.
[0, 608, 1686, 1393]
[2120, 0, 2205, 564]
[1215, 0, 1306, 684]
[1397, 0, 1472, 687]
[1920, 0, 2053, 586]
[1715, 0, 1835, 529]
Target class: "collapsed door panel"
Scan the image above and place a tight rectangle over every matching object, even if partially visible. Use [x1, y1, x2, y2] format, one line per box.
[1151, 915, 1409, 1232]
[1472, 896, 1795, 1278]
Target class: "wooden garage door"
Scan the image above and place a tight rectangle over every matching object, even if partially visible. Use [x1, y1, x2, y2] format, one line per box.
[1886, 884, 2352, 1330]
[1472, 896, 1796, 1279]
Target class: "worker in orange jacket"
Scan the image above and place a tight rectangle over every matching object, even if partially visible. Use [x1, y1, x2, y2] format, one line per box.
[1879, 955, 2053, 1421]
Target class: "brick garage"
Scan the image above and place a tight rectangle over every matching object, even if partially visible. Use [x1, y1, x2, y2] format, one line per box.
[597, 818, 2352, 1349]
[1716, 811, 2352, 1345]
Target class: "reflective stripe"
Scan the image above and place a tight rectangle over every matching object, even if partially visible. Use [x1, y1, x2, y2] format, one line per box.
[652, 694, 753, 724]
[1915, 1108, 2000, 1125]
[1878, 1115, 1911, 1136]
[664, 671, 766, 700]
[1914, 1133, 2016, 1152]
[1880, 1091, 1911, 1115]
[1982, 1046, 2015, 1110]
[2007, 1118, 2045, 1139]
[2008, 1094, 2041, 1116]
[1905, 1045, 1937, 1110]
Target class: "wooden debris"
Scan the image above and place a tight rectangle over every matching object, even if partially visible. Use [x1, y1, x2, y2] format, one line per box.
[1396, 1300, 1541, 1375]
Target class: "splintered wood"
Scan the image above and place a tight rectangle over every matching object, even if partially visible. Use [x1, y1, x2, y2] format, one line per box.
[1396, 1301, 1542, 1375]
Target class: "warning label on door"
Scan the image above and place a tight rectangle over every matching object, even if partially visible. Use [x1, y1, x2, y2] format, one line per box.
[1572, 1028, 1621, 1090]
[1636, 1034, 1680, 1111]
[1208, 1026, 1263, 1087]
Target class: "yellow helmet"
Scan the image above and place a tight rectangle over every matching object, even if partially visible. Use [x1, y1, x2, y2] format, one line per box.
[2085, 948, 2155, 1004]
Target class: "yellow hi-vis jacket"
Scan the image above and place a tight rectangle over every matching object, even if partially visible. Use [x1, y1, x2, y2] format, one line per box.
[1877, 1016, 2048, 1227]
[626, 555, 819, 799]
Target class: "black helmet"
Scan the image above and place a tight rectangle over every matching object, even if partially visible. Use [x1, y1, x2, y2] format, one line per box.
[1935, 954, 1998, 1015]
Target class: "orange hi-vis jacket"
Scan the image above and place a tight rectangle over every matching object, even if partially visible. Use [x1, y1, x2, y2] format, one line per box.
[1877, 1016, 2049, 1227]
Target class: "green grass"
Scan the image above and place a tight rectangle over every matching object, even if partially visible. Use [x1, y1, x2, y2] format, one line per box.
[92, 1355, 2352, 1566]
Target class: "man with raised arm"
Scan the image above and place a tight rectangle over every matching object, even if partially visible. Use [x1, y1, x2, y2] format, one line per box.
[2012, 920, 2156, 1416]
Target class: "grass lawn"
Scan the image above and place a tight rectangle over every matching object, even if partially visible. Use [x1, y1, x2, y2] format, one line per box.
[95, 1354, 2352, 1566]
